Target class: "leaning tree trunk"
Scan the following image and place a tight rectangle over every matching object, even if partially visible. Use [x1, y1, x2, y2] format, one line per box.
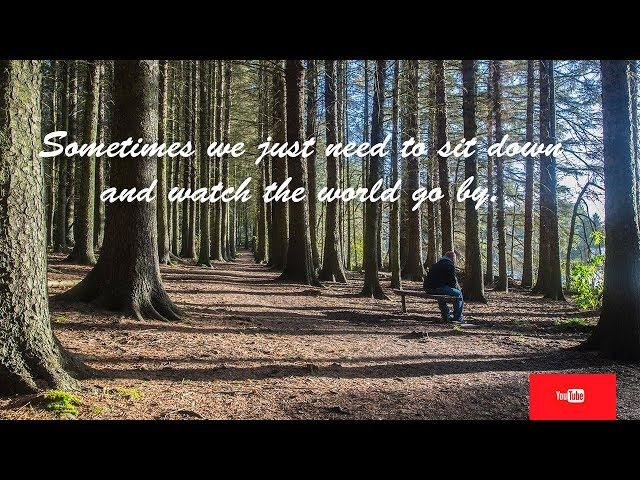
[0, 60, 86, 394]
[462, 60, 487, 302]
[280, 60, 320, 286]
[58, 60, 183, 322]
[521, 60, 535, 288]
[389, 60, 401, 289]
[402, 60, 424, 281]
[306, 60, 320, 271]
[583, 60, 640, 360]
[270, 60, 289, 270]
[68, 60, 100, 265]
[434, 60, 453, 254]
[493, 60, 508, 292]
[319, 60, 347, 282]
[157, 59, 171, 265]
[566, 182, 596, 292]
[361, 60, 388, 299]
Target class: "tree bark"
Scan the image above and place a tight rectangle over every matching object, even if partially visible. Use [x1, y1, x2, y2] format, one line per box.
[65, 61, 77, 247]
[319, 60, 347, 282]
[0, 60, 86, 394]
[493, 60, 508, 292]
[402, 60, 424, 280]
[94, 61, 107, 251]
[434, 60, 453, 254]
[425, 63, 437, 268]
[211, 60, 224, 261]
[361, 60, 388, 299]
[389, 60, 401, 289]
[521, 60, 535, 288]
[462, 60, 487, 302]
[157, 60, 171, 265]
[221, 60, 233, 261]
[58, 60, 183, 322]
[584, 60, 640, 360]
[196, 61, 211, 267]
[53, 61, 69, 252]
[535, 60, 565, 300]
[67, 60, 100, 265]
[270, 61, 289, 270]
[485, 64, 494, 285]
[280, 60, 319, 286]
[306, 60, 320, 271]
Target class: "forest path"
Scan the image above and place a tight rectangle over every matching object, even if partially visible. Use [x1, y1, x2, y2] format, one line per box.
[2, 251, 639, 419]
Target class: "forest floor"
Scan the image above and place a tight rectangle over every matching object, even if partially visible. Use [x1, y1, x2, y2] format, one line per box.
[2, 250, 640, 420]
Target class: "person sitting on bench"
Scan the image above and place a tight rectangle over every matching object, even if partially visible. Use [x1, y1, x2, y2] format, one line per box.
[423, 251, 464, 324]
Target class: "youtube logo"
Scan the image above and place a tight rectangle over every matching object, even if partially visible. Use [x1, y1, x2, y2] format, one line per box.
[529, 373, 616, 420]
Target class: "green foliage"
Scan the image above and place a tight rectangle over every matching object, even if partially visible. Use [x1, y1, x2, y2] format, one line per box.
[90, 405, 105, 416]
[42, 390, 82, 417]
[555, 317, 593, 332]
[571, 253, 604, 310]
[452, 324, 462, 333]
[108, 386, 142, 401]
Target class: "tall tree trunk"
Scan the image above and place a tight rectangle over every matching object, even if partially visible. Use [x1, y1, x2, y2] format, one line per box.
[535, 60, 565, 300]
[270, 60, 289, 270]
[157, 59, 171, 265]
[280, 60, 319, 286]
[255, 61, 268, 263]
[319, 60, 347, 282]
[42, 60, 57, 249]
[462, 60, 487, 302]
[493, 60, 508, 292]
[521, 60, 535, 288]
[362, 60, 369, 247]
[94, 61, 107, 251]
[179, 61, 192, 258]
[65, 60, 77, 247]
[425, 63, 437, 267]
[389, 60, 401, 289]
[434, 60, 453, 254]
[59, 60, 183, 322]
[0, 60, 86, 394]
[485, 64, 495, 285]
[171, 61, 182, 256]
[402, 60, 424, 280]
[187, 60, 198, 259]
[68, 60, 99, 265]
[306, 60, 320, 271]
[53, 61, 69, 252]
[221, 60, 233, 261]
[584, 60, 640, 359]
[210, 60, 224, 261]
[196, 61, 211, 267]
[361, 60, 388, 299]
[630, 60, 639, 212]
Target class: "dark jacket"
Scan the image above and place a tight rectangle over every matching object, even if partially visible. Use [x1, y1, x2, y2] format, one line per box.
[423, 257, 458, 290]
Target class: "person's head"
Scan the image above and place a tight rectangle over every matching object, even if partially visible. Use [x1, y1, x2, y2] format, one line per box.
[444, 250, 456, 263]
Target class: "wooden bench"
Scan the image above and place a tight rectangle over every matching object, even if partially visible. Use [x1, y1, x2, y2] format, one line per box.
[393, 289, 458, 314]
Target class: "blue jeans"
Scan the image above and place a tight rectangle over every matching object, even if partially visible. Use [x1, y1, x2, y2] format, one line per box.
[426, 286, 463, 322]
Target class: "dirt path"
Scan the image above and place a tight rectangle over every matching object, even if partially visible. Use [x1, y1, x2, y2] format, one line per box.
[2, 251, 639, 419]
